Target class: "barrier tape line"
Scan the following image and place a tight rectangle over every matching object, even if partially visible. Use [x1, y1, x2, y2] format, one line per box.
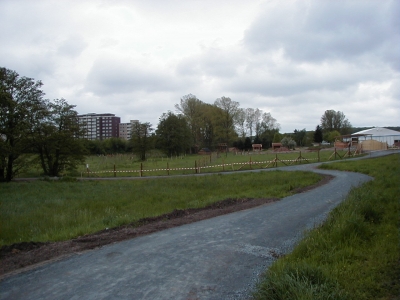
[82, 155, 343, 175]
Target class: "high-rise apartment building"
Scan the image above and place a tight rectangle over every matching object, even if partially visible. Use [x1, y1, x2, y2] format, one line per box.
[78, 113, 120, 140]
[119, 120, 139, 140]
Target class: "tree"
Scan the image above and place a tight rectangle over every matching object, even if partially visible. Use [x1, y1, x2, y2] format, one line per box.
[244, 137, 252, 150]
[273, 132, 283, 143]
[131, 122, 153, 161]
[324, 130, 341, 143]
[175, 94, 204, 152]
[320, 110, 352, 134]
[0, 67, 46, 181]
[314, 125, 323, 143]
[235, 108, 246, 139]
[214, 96, 239, 145]
[293, 129, 307, 146]
[281, 136, 296, 150]
[156, 112, 191, 157]
[30, 98, 86, 176]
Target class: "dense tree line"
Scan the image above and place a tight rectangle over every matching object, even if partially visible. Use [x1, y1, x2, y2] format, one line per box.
[2, 67, 355, 178]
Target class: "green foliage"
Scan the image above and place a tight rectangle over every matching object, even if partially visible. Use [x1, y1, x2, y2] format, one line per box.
[0, 171, 321, 246]
[320, 110, 352, 135]
[293, 129, 307, 146]
[281, 137, 296, 149]
[30, 98, 87, 176]
[213, 96, 240, 145]
[313, 125, 323, 143]
[156, 111, 191, 156]
[255, 154, 400, 299]
[324, 130, 341, 143]
[0, 67, 46, 181]
[130, 122, 154, 161]
[273, 132, 283, 143]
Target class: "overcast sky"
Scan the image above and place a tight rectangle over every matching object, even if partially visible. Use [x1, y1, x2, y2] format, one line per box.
[1, 0, 399, 133]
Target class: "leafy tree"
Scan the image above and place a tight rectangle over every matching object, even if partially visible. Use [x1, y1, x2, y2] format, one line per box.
[314, 125, 323, 143]
[0, 67, 46, 181]
[320, 110, 352, 134]
[131, 122, 153, 161]
[103, 138, 128, 154]
[29, 99, 86, 176]
[281, 136, 296, 150]
[245, 108, 261, 138]
[235, 108, 246, 139]
[293, 129, 307, 146]
[156, 112, 191, 157]
[233, 138, 245, 150]
[84, 139, 105, 155]
[244, 137, 252, 150]
[253, 135, 262, 144]
[214, 96, 239, 145]
[324, 130, 341, 143]
[175, 94, 204, 151]
[273, 132, 283, 143]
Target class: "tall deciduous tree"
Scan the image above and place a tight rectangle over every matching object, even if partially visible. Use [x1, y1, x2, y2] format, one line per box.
[175, 94, 203, 151]
[0, 67, 46, 181]
[131, 122, 153, 161]
[30, 98, 86, 176]
[214, 96, 239, 145]
[320, 110, 351, 134]
[156, 112, 191, 157]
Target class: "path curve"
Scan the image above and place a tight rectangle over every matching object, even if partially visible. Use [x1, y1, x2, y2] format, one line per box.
[0, 151, 397, 300]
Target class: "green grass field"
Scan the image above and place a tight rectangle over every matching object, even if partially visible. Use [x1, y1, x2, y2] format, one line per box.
[0, 170, 322, 246]
[17, 148, 360, 178]
[253, 153, 400, 300]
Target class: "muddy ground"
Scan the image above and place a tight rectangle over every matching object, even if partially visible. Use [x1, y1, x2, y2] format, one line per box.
[0, 175, 332, 279]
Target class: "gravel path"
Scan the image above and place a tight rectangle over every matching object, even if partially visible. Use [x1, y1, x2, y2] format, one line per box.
[0, 150, 396, 300]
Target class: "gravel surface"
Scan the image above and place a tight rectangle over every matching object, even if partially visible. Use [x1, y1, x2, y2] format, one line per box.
[0, 150, 397, 300]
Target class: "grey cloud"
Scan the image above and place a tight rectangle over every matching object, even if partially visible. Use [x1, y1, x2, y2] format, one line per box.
[85, 58, 179, 96]
[176, 48, 239, 78]
[57, 36, 88, 57]
[244, 0, 400, 68]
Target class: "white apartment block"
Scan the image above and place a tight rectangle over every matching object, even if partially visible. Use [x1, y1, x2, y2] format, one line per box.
[119, 120, 139, 140]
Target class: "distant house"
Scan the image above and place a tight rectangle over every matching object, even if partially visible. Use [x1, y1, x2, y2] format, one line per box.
[252, 144, 262, 151]
[272, 143, 282, 150]
[198, 148, 212, 155]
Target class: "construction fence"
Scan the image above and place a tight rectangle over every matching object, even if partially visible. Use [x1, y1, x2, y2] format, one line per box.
[81, 148, 364, 178]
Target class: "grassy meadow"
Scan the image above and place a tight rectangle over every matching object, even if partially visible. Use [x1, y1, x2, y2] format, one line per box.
[253, 153, 400, 300]
[0, 170, 322, 246]
[18, 148, 359, 178]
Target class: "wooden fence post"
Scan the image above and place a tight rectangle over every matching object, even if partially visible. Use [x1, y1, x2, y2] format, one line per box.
[140, 163, 143, 177]
[318, 149, 320, 162]
[114, 164, 116, 177]
[167, 162, 169, 176]
[195, 161, 197, 174]
[250, 156, 252, 169]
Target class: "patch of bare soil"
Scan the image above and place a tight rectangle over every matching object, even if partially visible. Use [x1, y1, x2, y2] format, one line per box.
[0, 174, 333, 279]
